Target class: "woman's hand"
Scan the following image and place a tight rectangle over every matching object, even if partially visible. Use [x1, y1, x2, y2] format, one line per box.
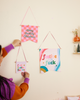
[21, 72, 30, 78]
[12, 39, 21, 47]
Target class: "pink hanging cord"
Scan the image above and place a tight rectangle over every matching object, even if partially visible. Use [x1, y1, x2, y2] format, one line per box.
[21, 6, 38, 26]
[15, 45, 28, 63]
[38, 31, 61, 49]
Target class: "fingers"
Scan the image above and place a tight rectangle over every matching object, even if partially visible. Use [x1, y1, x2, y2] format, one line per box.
[21, 72, 24, 77]
[18, 42, 21, 46]
[12, 39, 21, 47]
[21, 72, 30, 78]
[18, 41, 21, 46]
[24, 72, 30, 78]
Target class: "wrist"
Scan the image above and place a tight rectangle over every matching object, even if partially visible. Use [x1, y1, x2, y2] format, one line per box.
[24, 77, 29, 84]
[25, 76, 29, 78]
[12, 43, 15, 48]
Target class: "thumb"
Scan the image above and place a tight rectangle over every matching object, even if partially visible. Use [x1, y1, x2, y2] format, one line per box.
[21, 72, 24, 77]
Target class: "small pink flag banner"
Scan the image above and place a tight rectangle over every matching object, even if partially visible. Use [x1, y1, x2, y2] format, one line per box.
[15, 45, 28, 73]
[16, 61, 26, 73]
[21, 25, 38, 43]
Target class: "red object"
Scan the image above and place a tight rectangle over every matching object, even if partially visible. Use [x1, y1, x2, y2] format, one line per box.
[73, 35, 80, 42]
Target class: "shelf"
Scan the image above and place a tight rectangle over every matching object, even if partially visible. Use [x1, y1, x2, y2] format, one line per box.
[73, 41, 80, 43]
[73, 52, 80, 54]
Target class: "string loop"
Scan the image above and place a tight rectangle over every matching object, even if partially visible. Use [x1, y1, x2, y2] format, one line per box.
[21, 6, 38, 26]
[38, 31, 61, 49]
[15, 45, 28, 63]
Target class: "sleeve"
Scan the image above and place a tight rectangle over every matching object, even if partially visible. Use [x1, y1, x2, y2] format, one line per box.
[2, 44, 14, 58]
[11, 78, 29, 100]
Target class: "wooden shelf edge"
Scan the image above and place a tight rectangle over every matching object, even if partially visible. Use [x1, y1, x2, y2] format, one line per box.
[73, 41, 80, 43]
[73, 52, 80, 54]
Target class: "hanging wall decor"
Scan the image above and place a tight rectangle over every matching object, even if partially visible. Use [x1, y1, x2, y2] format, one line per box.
[39, 31, 61, 74]
[21, 25, 38, 43]
[39, 48, 60, 73]
[15, 45, 28, 73]
[21, 6, 38, 43]
[16, 62, 26, 73]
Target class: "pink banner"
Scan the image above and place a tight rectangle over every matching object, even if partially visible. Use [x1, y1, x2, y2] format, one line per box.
[21, 25, 38, 43]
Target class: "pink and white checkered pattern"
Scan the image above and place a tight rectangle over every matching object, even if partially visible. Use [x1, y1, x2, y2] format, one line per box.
[21, 25, 38, 43]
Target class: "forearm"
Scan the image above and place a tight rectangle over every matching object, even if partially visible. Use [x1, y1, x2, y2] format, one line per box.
[2, 44, 14, 58]
[11, 78, 29, 100]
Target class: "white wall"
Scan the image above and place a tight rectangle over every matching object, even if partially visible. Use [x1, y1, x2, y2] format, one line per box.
[0, 0, 80, 100]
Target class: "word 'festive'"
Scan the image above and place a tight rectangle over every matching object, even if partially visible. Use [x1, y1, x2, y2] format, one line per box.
[42, 54, 53, 60]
